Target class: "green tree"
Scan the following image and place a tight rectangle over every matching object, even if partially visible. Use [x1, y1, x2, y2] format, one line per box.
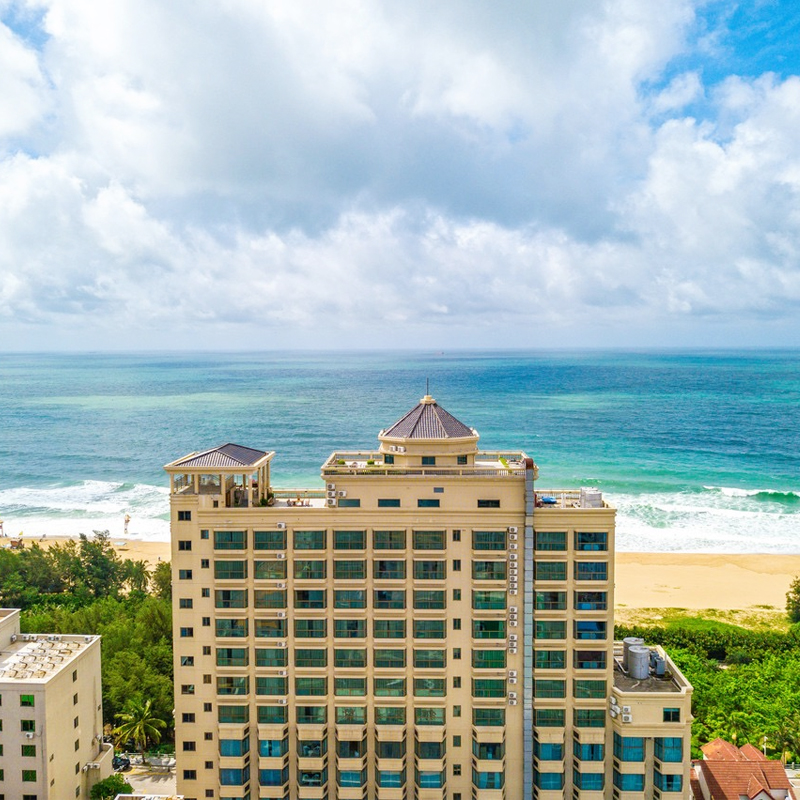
[124, 559, 151, 593]
[90, 773, 133, 800]
[151, 560, 172, 600]
[113, 697, 167, 761]
[787, 576, 800, 623]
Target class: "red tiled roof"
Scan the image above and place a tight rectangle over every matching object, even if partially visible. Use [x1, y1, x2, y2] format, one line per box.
[696, 759, 795, 800]
[703, 738, 746, 761]
[740, 744, 768, 762]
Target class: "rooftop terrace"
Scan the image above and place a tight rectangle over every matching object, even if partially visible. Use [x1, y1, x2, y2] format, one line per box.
[0, 633, 96, 682]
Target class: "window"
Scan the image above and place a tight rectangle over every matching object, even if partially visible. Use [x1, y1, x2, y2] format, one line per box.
[472, 619, 506, 639]
[338, 498, 361, 507]
[335, 678, 366, 696]
[575, 561, 608, 581]
[296, 706, 327, 724]
[378, 740, 406, 758]
[472, 530, 506, 550]
[472, 590, 506, 610]
[574, 679, 607, 698]
[534, 531, 566, 551]
[295, 648, 327, 668]
[257, 705, 286, 724]
[453, 558, 461, 571]
[294, 619, 326, 638]
[254, 560, 287, 580]
[575, 531, 608, 551]
[574, 708, 606, 727]
[413, 619, 445, 639]
[214, 560, 247, 580]
[216, 648, 248, 667]
[202, 616, 211, 626]
[294, 589, 327, 609]
[413, 530, 445, 550]
[254, 529, 286, 549]
[663, 707, 681, 722]
[534, 741, 563, 760]
[182, 713, 195, 723]
[216, 677, 249, 695]
[259, 737, 289, 758]
[214, 589, 247, 608]
[535, 591, 566, 610]
[574, 650, 606, 669]
[200, 529, 209, 539]
[414, 560, 446, 580]
[21, 720, 35, 732]
[614, 732, 644, 761]
[414, 590, 445, 609]
[255, 618, 287, 638]
[374, 560, 406, 580]
[575, 620, 607, 640]
[472, 741, 503, 760]
[575, 590, 607, 610]
[414, 649, 446, 668]
[373, 648, 405, 668]
[375, 706, 406, 725]
[21, 770, 37, 781]
[178, 540, 192, 551]
[472, 560, 506, 580]
[453, 618, 461, 630]
[178, 597, 193, 609]
[178, 510, 191, 521]
[415, 707, 445, 725]
[295, 677, 326, 696]
[655, 770, 683, 792]
[472, 650, 506, 669]
[573, 769, 604, 791]
[214, 530, 246, 550]
[417, 498, 440, 508]
[535, 708, 565, 727]
[334, 619, 366, 638]
[453, 588, 461, 600]
[457, 455, 468, 465]
[655, 737, 683, 762]
[335, 589, 366, 609]
[253, 589, 285, 608]
[295, 530, 326, 550]
[573, 741, 604, 761]
[534, 561, 566, 580]
[200, 558, 209, 568]
[374, 677, 406, 697]
[476, 499, 500, 508]
[473, 707, 505, 727]
[534, 679, 565, 698]
[215, 618, 248, 638]
[383, 454, 395, 465]
[295, 559, 326, 580]
[421, 456, 436, 466]
[20, 695, 34, 707]
[472, 678, 506, 698]
[535, 620, 566, 639]
[534, 650, 565, 669]
[416, 741, 445, 759]
[334, 648, 367, 668]
[21, 744, 36, 757]
[378, 498, 400, 507]
[415, 678, 445, 697]
[373, 530, 405, 549]
[256, 648, 288, 667]
[334, 530, 365, 550]
[178, 569, 193, 580]
[374, 619, 405, 639]
[183, 741, 197, 752]
[614, 770, 645, 791]
[377, 769, 406, 787]
[374, 589, 405, 609]
[334, 560, 366, 580]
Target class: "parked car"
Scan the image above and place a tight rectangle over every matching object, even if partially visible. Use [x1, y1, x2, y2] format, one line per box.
[112, 754, 131, 772]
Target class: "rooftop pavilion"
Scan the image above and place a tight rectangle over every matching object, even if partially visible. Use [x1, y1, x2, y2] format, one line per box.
[164, 394, 611, 510]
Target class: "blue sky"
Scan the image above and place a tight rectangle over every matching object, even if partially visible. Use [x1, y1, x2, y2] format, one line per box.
[1, 0, 799, 350]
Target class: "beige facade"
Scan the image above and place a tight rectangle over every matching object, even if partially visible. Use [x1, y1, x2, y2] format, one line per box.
[0, 608, 113, 799]
[166, 395, 692, 800]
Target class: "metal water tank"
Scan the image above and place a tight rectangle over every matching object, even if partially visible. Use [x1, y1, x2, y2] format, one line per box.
[628, 646, 650, 680]
[623, 637, 645, 670]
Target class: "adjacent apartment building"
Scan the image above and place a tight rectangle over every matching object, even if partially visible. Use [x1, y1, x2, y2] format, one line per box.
[166, 394, 693, 800]
[0, 607, 113, 799]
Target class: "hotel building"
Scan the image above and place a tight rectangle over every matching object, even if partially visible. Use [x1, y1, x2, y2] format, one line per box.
[0, 608, 113, 799]
[166, 395, 693, 800]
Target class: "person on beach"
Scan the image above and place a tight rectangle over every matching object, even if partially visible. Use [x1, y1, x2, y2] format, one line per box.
[124, 514, 131, 535]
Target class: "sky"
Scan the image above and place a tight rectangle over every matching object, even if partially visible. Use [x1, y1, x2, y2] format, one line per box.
[1, 0, 800, 351]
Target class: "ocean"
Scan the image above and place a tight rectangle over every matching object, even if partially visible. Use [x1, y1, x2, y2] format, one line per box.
[0, 350, 798, 553]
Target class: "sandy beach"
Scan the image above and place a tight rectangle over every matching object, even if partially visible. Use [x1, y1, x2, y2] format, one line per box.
[18, 536, 800, 611]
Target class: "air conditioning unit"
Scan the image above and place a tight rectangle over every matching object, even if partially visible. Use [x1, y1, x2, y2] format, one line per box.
[397, 446, 406, 453]
[21, 634, 30, 642]
[509, 619, 518, 627]
[509, 607, 518, 614]
[10, 634, 16, 642]
[82, 764, 89, 773]
[508, 692, 518, 700]
[25, 732, 34, 739]
[277, 553, 286, 559]
[509, 589, 518, 595]
[277, 522, 287, 530]
[509, 533, 518, 541]
[327, 483, 336, 491]
[327, 491, 336, 498]
[508, 553, 518, 561]
[278, 698, 288, 705]
[327, 498, 337, 507]
[508, 670, 518, 678]
[610, 696, 618, 705]
[389, 445, 397, 452]
[509, 543, 518, 550]
[508, 647, 518, 654]
[509, 634, 518, 642]
[508, 614, 518, 622]
[508, 527, 518, 534]
[29, 635, 37, 641]
[609, 709, 618, 718]
[622, 706, 631, 713]
[278, 670, 288, 677]
[84, 636, 92, 643]
[509, 698, 518, 705]
[508, 582, 518, 590]
[337, 491, 347, 498]
[509, 569, 518, 577]
[277, 642, 287, 648]
[277, 612, 286, 618]
[276, 582, 287, 589]
[622, 714, 633, 723]
[509, 677, 518, 684]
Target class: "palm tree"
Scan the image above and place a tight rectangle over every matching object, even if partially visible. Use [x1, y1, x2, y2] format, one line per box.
[113, 698, 167, 763]
[124, 559, 150, 593]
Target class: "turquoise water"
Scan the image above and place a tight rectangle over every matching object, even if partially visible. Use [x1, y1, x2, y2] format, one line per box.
[0, 350, 798, 552]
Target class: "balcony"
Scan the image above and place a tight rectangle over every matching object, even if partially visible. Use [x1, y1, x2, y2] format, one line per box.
[322, 451, 528, 478]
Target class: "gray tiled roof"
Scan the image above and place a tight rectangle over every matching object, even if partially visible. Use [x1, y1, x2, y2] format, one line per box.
[172, 443, 268, 469]
[383, 399, 474, 439]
